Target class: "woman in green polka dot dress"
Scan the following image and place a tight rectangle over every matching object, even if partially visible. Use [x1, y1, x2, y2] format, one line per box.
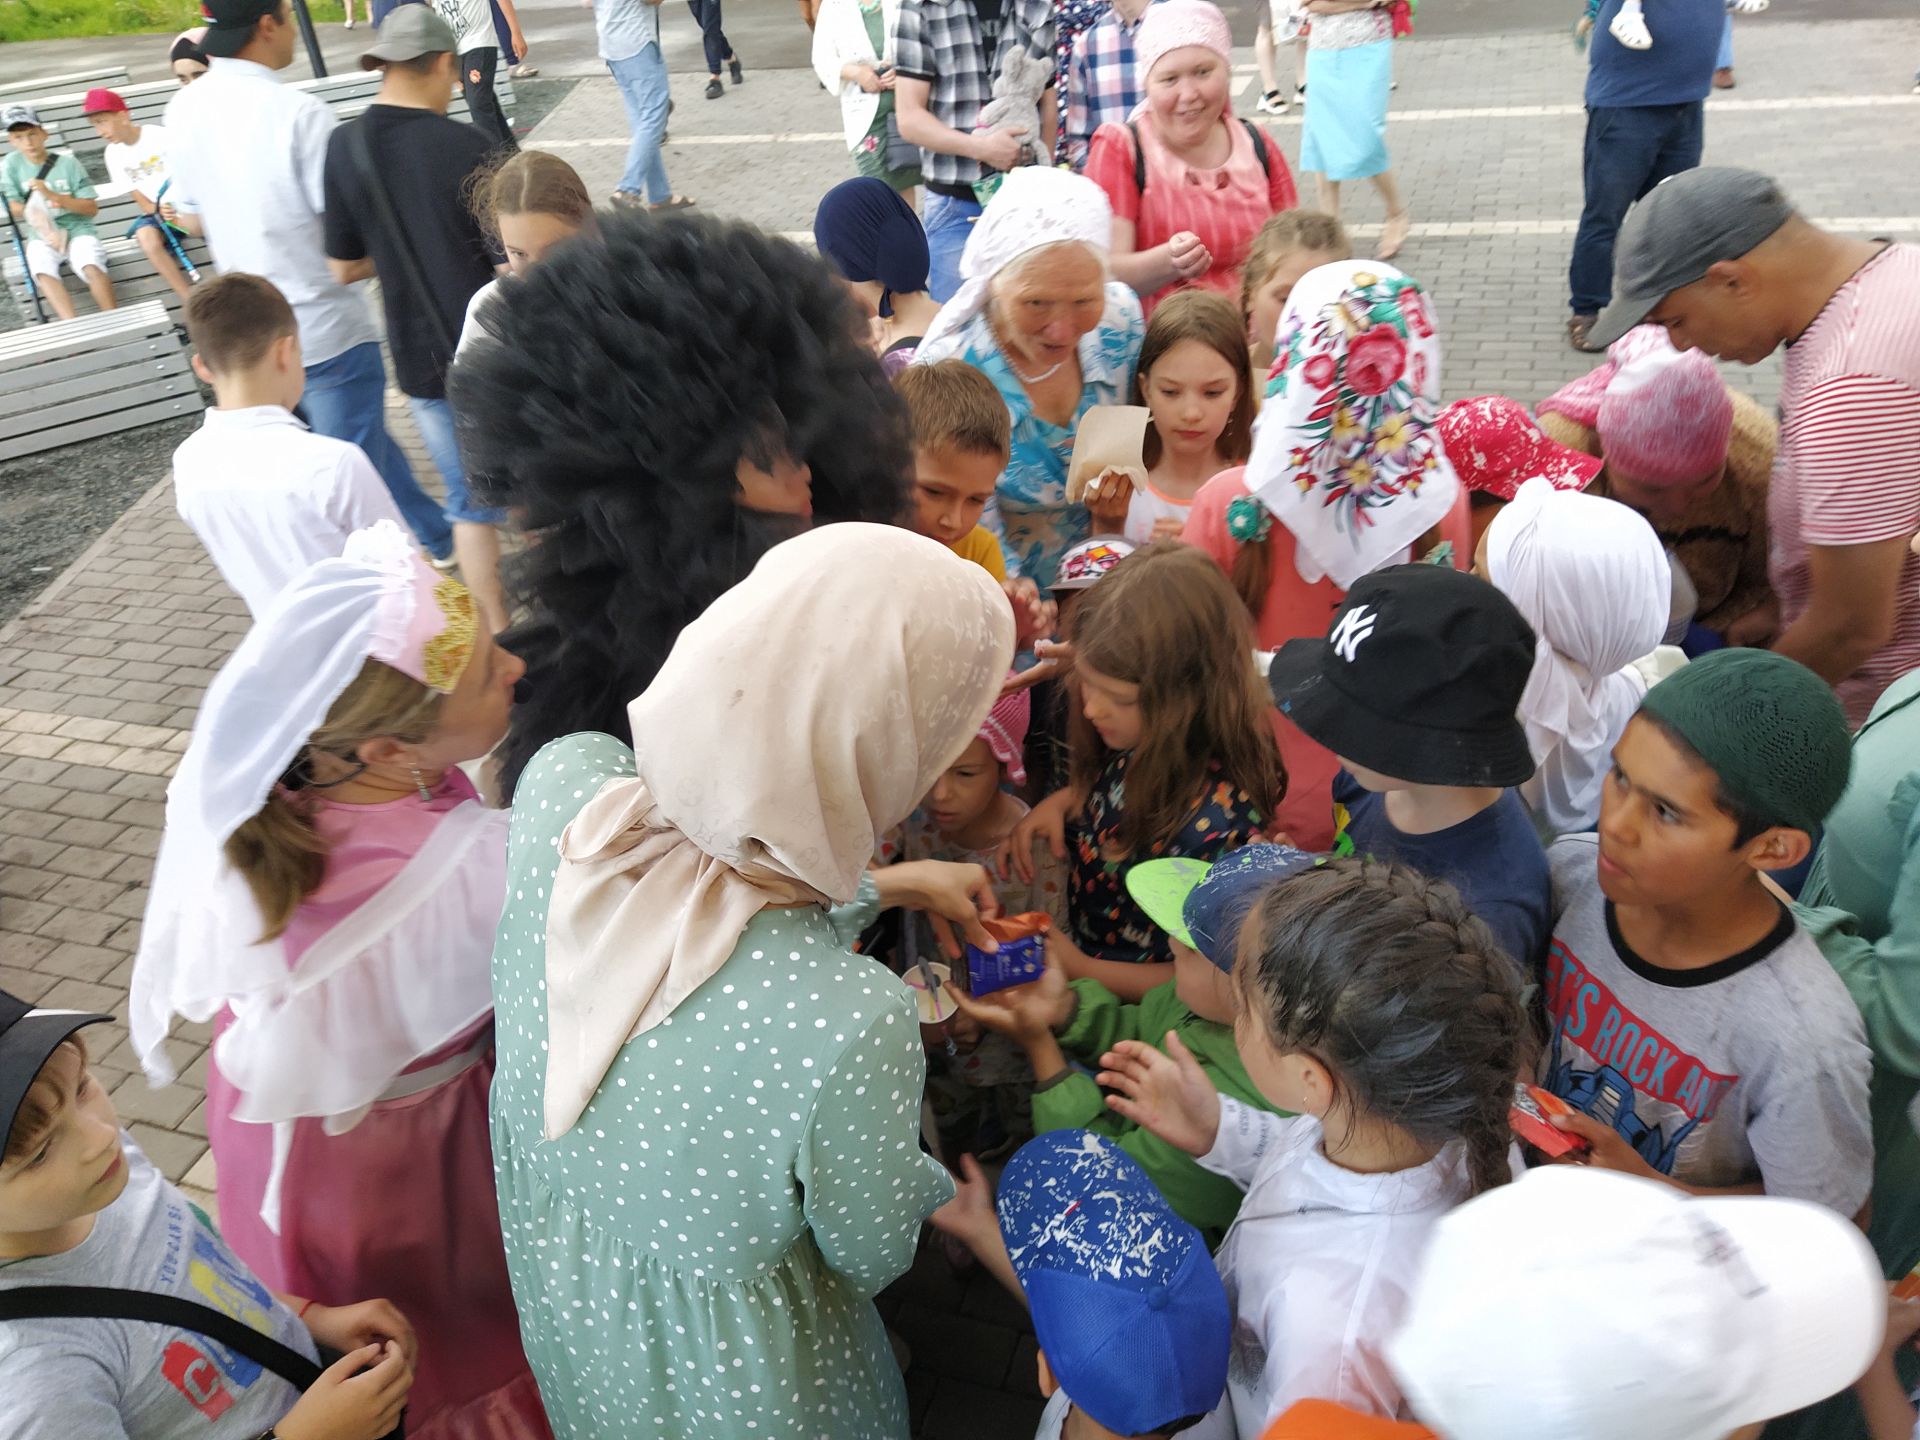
[489, 524, 1016, 1439]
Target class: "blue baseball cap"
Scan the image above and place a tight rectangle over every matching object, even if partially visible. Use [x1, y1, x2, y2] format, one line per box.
[997, 1130, 1229, 1435]
[1126, 844, 1324, 970]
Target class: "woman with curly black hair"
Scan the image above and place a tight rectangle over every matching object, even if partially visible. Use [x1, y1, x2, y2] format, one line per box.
[451, 209, 913, 800]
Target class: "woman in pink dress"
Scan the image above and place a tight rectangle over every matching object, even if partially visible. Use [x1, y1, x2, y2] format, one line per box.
[130, 520, 550, 1440]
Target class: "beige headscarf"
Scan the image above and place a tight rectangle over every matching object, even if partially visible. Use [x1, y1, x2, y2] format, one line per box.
[540, 522, 1016, 1139]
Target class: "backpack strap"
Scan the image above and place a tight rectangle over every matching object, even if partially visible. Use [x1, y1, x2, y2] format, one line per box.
[0, 1285, 323, 1391]
[1127, 119, 1145, 194]
[1242, 118, 1272, 179]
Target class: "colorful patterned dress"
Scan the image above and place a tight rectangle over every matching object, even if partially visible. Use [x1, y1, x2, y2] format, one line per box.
[1068, 753, 1266, 963]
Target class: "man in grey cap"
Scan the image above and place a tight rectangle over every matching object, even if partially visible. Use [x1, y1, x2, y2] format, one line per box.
[320, 4, 511, 633]
[1597, 166, 1920, 730]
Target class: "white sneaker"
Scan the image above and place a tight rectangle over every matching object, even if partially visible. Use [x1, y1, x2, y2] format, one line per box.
[1257, 89, 1288, 113]
[1609, 4, 1652, 48]
[1728, 0, 1767, 12]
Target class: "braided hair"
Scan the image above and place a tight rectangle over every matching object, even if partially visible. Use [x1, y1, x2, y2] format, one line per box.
[1234, 856, 1533, 1196]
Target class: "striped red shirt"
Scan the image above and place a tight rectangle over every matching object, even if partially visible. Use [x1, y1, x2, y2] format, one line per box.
[1771, 242, 1920, 726]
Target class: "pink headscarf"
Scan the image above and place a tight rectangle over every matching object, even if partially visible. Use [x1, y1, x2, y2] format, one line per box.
[978, 685, 1030, 787]
[1135, 0, 1234, 80]
[1539, 325, 1733, 488]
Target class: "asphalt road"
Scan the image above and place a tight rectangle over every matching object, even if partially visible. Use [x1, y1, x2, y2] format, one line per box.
[0, 0, 1908, 85]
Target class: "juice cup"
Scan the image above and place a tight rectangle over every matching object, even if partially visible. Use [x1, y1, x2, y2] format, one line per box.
[904, 961, 959, 1048]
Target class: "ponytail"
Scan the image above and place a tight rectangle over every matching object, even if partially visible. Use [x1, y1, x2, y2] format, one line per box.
[224, 659, 444, 941]
[1236, 857, 1532, 1196]
[1229, 528, 1275, 619]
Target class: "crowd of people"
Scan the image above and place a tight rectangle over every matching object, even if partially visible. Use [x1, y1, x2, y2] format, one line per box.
[3, 0, 1920, 1439]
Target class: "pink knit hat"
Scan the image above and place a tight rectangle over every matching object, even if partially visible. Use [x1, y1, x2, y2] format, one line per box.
[1135, 0, 1234, 81]
[978, 684, 1030, 787]
[1540, 325, 1733, 489]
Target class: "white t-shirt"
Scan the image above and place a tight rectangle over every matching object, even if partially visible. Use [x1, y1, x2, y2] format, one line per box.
[104, 123, 172, 203]
[1182, 1098, 1486, 1439]
[1033, 1389, 1071, 1439]
[1123, 479, 1196, 545]
[172, 404, 406, 616]
[433, 0, 496, 54]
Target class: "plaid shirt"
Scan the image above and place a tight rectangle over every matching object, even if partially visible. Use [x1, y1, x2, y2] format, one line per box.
[1064, 4, 1154, 168]
[895, 0, 1055, 190]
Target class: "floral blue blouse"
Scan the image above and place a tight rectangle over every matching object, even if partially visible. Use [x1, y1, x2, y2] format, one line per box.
[921, 283, 1145, 587]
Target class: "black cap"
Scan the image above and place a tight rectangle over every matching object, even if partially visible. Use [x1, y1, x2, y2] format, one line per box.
[198, 0, 282, 58]
[0, 989, 111, 1149]
[1266, 564, 1538, 789]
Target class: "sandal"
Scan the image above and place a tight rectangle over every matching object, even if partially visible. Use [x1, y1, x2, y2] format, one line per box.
[649, 195, 697, 211]
[1567, 313, 1604, 353]
[509, 62, 539, 78]
[1377, 208, 1411, 261]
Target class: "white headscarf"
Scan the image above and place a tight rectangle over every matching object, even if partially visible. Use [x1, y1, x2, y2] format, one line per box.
[915, 165, 1113, 357]
[1244, 260, 1460, 589]
[1486, 478, 1670, 836]
[540, 523, 1015, 1140]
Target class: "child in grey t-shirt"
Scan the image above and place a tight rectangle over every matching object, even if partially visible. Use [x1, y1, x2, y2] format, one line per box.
[1535, 650, 1873, 1215]
[0, 989, 415, 1440]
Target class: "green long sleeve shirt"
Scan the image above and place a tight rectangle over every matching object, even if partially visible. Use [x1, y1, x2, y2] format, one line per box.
[1030, 977, 1282, 1248]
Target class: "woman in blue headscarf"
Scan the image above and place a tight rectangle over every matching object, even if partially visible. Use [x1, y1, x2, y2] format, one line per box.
[813, 177, 942, 375]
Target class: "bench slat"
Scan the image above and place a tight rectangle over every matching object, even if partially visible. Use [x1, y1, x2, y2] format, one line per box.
[5, 393, 204, 459]
[0, 370, 200, 442]
[0, 333, 188, 391]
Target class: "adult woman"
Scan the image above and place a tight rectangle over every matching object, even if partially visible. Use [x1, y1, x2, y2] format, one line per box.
[490, 523, 1013, 1439]
[914, 165, 1146, 587]
[130, 523, 550, 1440]
[1537, 323, 1777, 645]
[813, 177, 941, 375]
[1083, 0, 1298, 316]
[811, 0, 921, 199]
[1481, 479, 1670, 838]
[170, 28, 208, 84]
[449, 210, 912, 800]
[457, 148, 597, 354]
[1181, 259, 1469, 849]
[1296, 0, 1410, 258]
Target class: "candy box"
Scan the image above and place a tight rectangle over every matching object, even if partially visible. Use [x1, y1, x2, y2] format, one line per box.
[966, 912, 1050, 997]
[1510, 1082, 1589, 1159]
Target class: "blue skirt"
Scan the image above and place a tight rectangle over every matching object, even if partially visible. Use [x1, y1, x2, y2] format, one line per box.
[1300, 39, 1393, 181]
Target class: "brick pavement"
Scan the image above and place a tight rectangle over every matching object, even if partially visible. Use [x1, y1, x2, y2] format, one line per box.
[1, 15, 1914, 1435]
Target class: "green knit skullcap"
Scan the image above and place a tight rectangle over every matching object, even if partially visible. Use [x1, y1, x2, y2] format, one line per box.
[1639, 648, 1852, 836]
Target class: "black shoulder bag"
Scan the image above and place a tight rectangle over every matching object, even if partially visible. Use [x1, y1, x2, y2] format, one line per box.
[346, 118, 462, 362]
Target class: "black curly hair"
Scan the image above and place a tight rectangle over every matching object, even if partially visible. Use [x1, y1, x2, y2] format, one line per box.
[450, 210, 913, 799]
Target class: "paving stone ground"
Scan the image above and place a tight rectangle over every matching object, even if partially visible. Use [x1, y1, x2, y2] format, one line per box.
[0, 15, 1915, 1436]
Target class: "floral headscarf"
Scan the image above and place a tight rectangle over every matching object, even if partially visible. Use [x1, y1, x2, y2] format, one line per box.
[1240, 260, 1460, 589]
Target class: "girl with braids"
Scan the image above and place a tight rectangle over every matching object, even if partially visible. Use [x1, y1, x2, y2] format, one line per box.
[448, 209, 914, 800]
[1100, 856, 1530, 1435]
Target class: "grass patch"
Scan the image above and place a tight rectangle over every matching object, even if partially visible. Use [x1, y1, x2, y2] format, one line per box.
[0, 0, 345, 42]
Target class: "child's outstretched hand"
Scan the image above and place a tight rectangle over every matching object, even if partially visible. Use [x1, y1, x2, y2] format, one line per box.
[1098, 1032, 1221, 1156]
[1001, 788, 1073, 885]
[949, 934, 1076, 1043]
[1002, 577, 1058, 654]
[1083, 467, 1136, 532]
[931, 1153, 1000, 1255]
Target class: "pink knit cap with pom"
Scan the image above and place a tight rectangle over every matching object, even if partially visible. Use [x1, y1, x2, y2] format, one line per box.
[1135, 0, 1234, 81]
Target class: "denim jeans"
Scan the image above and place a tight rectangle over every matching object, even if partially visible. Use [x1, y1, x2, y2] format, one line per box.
[607, 45, 673, 203]
[1567, 101, 1703, 315]
[1717, 11, 1734, 70]
[407, 394, 505, 525]
[924, 191, 982, 304]
[301, 341, 453, 559]
[687, 0, 734, 76]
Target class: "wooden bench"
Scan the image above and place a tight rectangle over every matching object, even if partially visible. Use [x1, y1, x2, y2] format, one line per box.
[0, 301, 200, 457]
[0, 67, 132, 105]
[2, 189, 212, 319]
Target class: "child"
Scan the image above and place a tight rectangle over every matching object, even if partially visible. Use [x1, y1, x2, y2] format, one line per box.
[2, 103, 113, 321]
[1022, 534, 1138, 800]
[82, 87, 195, 303]
[1267, 563, 1553, 976]
[956, 844, 1312, 1245]
[935, 1129, 1232, 1440]
[1433, 395, 1602, 551]
[130, 522, 552, 1438]
[1391, 1166, 1888, 1440]
[1084, 291, 1255, 546]
[172, 273, 409, 617]
[894, 358, 1012, 581]
[1010, 541, 1280, 1000]
[1479, 478, 1670, 839]
[1101, 857, 1530, 1432]
[1538, 648, 1875, 1214]
[0, 988, 418, 1440]
[1241, 209, 1351, 373]
[458, 148, 596, 353]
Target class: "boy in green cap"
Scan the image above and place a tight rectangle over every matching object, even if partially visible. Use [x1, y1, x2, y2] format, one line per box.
[1540, 648, 1873, 1216]
[951, 845, 1314, 1246]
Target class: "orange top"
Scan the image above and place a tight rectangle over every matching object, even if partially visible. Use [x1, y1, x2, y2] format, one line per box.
[1262, 1399, 1438, 1440]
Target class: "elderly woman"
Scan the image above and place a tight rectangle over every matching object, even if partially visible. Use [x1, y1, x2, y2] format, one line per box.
[1537, 323, 1777, 646]
[490, 523, 1014, 1440]
[449, 210, 913, 800]
[913, 165, 1146, 586]
[813, 177, 942, 375]
[1083, 0, 1298, 316]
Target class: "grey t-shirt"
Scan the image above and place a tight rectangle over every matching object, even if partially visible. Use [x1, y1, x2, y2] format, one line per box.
[594, 0, 661, 63]
[0, 1137, 317, 1440]
[1540, 836, 1874, 1215]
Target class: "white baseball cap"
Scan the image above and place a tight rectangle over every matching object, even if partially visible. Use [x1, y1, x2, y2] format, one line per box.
[1387, 1167, 1885, 1440]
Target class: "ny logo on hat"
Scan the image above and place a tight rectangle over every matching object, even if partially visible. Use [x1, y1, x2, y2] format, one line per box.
[1330, 604, 1377, 663]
